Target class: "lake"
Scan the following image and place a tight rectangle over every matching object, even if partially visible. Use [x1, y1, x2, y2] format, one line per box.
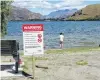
[3, 21, 100, 49]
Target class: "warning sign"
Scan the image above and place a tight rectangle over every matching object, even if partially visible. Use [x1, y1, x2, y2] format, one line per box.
[22, 24, 44, 55]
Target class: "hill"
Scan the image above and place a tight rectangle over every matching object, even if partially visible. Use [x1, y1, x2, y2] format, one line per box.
[68, 4, 100, 20]
[9, 6, 42, 21]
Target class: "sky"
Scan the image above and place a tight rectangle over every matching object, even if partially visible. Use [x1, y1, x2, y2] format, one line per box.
[12, 0, 100, 15]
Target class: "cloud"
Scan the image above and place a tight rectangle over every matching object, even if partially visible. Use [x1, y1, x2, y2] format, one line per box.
[12, 0, 85, 9]
[12, 0, 43, 8]
[53, 0, 84, 9]
[63, 5, 87, 10]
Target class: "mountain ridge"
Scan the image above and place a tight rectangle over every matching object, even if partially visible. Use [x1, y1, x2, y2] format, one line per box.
[9, 6, 42, 20]
[43, 9, 77, 19]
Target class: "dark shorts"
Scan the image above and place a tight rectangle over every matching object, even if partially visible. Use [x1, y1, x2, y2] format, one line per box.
[60, 41, 63, 44]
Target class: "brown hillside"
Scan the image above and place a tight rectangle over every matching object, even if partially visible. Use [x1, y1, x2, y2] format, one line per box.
[68, 4, 100, 20]
[9, 6, 42, 20]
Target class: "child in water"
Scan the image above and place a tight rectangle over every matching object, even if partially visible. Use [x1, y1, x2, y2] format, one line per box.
[59, 33, 64, 48]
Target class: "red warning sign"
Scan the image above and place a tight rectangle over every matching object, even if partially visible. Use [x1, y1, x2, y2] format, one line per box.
[22, 24, 44, 55]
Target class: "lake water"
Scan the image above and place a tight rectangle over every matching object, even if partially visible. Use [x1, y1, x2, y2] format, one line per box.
[3, 21, 100, 49]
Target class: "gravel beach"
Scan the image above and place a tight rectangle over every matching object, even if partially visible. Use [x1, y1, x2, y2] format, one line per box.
[1, 50, 100, 80]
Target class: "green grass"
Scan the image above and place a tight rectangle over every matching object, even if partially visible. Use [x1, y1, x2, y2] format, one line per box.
[76, 60, 88, 65]
[45, 47, 100, 54]
[35, 57, 48, 60]
[21, 56, 48, 73]
[23, 56, 48, 61]
[20, 52, 24, 56]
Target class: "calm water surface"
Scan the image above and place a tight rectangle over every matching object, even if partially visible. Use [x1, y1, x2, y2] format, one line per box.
[3, 21, 100, 49]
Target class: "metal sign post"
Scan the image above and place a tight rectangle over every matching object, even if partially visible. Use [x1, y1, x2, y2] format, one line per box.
[22, 24, 44, 78]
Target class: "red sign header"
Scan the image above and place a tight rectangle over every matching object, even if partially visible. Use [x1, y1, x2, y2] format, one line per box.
[22, 24, 43, 32]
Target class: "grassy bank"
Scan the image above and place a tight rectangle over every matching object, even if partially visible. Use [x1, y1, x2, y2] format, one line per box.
[1, 47, 100, 62]
[45, 47, 100, 54]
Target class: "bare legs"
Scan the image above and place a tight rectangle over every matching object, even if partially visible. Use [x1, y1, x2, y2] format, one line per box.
[60, 43, 63, 49]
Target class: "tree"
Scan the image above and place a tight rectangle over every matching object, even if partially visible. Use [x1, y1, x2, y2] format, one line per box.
[1, 1, 12, 36]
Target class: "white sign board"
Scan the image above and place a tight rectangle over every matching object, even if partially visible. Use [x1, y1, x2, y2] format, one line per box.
[22, 24, 44, 55]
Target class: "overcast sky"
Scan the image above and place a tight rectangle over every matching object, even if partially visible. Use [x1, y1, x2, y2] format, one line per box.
[12, 0, 100, 15]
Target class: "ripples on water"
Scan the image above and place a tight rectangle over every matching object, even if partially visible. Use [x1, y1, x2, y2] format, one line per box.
[3, 21, 100, 49]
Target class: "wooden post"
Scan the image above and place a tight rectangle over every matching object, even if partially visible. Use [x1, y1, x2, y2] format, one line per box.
[32, 55, 35, 79]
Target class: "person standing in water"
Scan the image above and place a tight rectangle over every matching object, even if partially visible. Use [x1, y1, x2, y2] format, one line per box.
[59, 33, 64, 48]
